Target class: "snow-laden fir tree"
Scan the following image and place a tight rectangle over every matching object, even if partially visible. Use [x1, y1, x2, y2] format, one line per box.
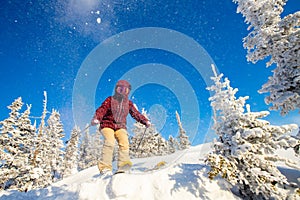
[176, 111, 191, 150]
[31, 91, 53, 189]
[130, 109, 170, 158]
[78, 126, 102, 170]
[206, 65, 300, 200]
[78, 126, 90, 170]
[62, 126, 80, 177]
[13, 104, 37, 191]
[0, 98, 36, 191]
[130, 123, 170, 158]
[0, 97, 23, 190]
[168, 135, 179, 153]
[46, 109, 65, 181]
[233, 0, 300, 115]
[88, 129, 102, 167]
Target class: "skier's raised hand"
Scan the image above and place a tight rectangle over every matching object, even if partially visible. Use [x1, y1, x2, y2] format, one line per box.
[91, 119, 100, 126]
[145, 121, 151, 128]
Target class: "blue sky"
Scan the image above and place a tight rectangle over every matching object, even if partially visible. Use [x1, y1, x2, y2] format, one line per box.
[0, 0, 299, 145]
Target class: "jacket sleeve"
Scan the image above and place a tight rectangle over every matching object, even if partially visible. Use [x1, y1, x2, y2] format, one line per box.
[129, 101, 149, 126]
[92, 97, 111, 122]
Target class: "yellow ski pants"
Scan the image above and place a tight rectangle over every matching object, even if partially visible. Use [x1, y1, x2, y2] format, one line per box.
[97, 128, 131, 172]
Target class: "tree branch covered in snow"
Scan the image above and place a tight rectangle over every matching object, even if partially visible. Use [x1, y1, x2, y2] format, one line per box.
[0, 98, 36, 191]
[130, 123, 167, 157]
[0, 95, 68, 191]
[130, 109, 172, 157]
[78, 125, 102, 170]
[233, 0, 300, 115]
[62, 126, 80, 178]
[206, 65, 300, 199]
[176, 111, 191, 150]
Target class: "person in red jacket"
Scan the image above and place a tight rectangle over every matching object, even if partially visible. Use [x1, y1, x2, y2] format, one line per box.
[91, 80, 150, 174]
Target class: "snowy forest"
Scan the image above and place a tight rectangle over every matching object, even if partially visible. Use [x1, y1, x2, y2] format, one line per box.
[1, 0, 300, 199]
[0, 91, 190, 191]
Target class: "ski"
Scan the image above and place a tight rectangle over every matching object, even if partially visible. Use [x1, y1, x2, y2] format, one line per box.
[113, 171, 126, 175]
[143, 161, 167, 172]
[115, 161, 132, 174]
[98, 172, 113, 180]
[98, 161, 167, 178]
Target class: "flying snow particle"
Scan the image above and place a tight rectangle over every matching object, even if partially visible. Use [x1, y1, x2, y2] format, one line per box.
[96, 17, 101, 24]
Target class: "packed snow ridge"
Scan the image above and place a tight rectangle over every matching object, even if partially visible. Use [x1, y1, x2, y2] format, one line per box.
[1, 143, 299, 200]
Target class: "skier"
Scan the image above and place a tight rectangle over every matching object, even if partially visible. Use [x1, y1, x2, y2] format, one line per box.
[91, 80, 150, 174]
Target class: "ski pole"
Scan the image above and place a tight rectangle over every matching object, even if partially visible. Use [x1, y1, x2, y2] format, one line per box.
[65, 124, 92, 144]
[135, 127, 148, 153]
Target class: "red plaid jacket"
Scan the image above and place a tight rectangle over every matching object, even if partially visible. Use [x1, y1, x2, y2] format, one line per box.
[92, 96, 148, 131]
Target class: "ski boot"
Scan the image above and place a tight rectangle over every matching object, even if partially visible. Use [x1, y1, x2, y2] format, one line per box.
[99, 168, 113, 178]
[115, 161, 132, 174]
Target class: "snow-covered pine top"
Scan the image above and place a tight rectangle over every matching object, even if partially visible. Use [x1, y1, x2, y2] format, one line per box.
[233, 0, 300, 115]
[206, 64, 299, 199]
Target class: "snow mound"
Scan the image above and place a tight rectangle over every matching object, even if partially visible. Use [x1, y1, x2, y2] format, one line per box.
[1, 143, 298, 200]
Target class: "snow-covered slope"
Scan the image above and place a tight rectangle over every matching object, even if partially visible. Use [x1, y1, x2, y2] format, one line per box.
[1, 143, 299, 200]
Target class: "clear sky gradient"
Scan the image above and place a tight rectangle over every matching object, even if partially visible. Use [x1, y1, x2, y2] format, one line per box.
[0, 0, 299, 145]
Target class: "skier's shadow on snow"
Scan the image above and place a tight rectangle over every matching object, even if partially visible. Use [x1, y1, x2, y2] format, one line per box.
[169, 163, 231, 199]
[169, 163, 208, 198]
[131, 162, 148, 172]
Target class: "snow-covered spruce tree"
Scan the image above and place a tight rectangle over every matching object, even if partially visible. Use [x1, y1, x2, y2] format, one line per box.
[78, 126, 90, 170]
[0, 97, 23, 190]
[206, 65, 300, 199]
[233, 0, 300, 115]
[0, 98, 36, 191]
[130, 119, 148, 158]
[168, 135, 179, 153]
[46, 109, 65, 181]
[31, 91, 53, 189]
[176, 111, 191, 150]
[62, 126, 80, 177]
[13, 104, 37, 191]
[89, 129, 102, 167]
[130, 109, 170, 158]
[130, 122, 170, 158]
[78, 125, 102, 170]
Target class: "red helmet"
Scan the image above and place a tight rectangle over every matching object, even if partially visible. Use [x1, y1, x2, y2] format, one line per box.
[115, 80, 131, 96]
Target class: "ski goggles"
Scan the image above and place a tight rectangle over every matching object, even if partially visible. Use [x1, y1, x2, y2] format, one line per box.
[116, 85, 130, 95]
